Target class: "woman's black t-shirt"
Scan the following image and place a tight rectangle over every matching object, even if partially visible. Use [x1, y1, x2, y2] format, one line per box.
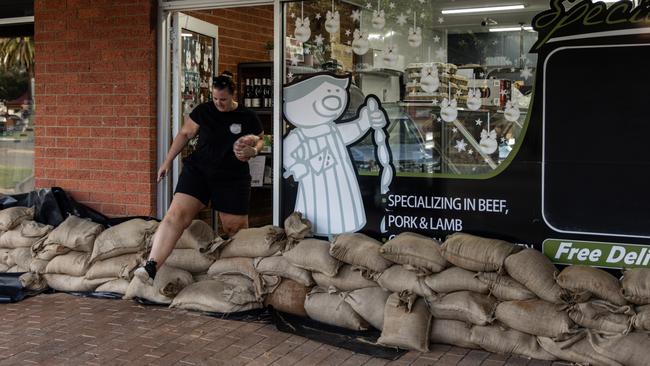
[186, 102, 262, 181]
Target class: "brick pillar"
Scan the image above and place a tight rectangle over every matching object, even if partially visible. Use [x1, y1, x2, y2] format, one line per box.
[34, 0, 157, 217]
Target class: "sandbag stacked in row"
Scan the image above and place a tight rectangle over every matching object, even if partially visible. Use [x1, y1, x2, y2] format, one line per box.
[170, 223, 289, 313]
[41, 215, 104, 291]
[0, 207, 40, 272]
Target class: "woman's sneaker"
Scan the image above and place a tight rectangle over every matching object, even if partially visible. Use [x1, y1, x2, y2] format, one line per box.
[134, 260, 157, 285]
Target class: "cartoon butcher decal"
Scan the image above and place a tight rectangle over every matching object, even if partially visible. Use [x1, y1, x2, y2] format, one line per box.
[283, 74, 393, 236]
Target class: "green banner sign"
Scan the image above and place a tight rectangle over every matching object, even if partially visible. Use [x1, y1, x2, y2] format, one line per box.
[543, 239, 650, 269]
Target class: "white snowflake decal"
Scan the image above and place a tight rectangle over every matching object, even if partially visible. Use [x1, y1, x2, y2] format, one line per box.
[287, 72, 294, 79]
[315, 13, 321, 20]
[351, 10, 361, 22]
[420, 12, 426, 19]
[435, 48, 446, 60]
[396, 13, 408, 26]
[290, 54, 300, 66]
[468, 149, 474, 155]
[433, 35, 440, 43]
[438, 17, 445, 24]
[520, 66, 533, 80]
[454, 139, 467, 152]
[290, 12, 296, 19]
[389, 2, 396, 9]
[314, 34, 324, 45]
[452, 127, 458, 133]
[366, 2, 373, 9]
[475, 118, 483, 126]
[345, 29, 351, 36]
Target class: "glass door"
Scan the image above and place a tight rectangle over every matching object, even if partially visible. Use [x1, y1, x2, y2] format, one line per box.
[164, 12, 218, 214]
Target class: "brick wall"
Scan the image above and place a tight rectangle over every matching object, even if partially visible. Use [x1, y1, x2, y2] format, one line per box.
[34, 2, 274, 218]
[34, 0, 158, 217]
[187, 6, 274, 80]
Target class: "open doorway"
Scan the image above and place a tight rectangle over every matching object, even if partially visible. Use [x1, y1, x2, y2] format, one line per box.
[157, 1, 276, 233]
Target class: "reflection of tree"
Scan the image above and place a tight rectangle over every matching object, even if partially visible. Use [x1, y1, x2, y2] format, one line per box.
[0, 37, 34, 74]
[0, 37, 35, 106]
[0, 69, 28, 101]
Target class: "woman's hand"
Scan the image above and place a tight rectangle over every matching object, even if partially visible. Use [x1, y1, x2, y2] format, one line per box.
[233, 135, 260, 162]
[157, 161, 172, 182]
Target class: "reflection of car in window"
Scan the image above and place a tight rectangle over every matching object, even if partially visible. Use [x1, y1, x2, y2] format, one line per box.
[347, 103, 440, 175]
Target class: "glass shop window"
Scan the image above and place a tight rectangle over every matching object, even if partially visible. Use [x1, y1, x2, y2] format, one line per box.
[282, 0, 539, 177]
[0, 36, 34, 193]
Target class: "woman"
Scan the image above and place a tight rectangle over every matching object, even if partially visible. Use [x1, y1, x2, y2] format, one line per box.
[135, 72, 264, 283]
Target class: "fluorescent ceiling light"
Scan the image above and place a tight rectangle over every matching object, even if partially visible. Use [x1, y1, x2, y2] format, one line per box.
[181, 32, 193, 37]
[489, 26, 534, 32]
[442, 4, 525, 14]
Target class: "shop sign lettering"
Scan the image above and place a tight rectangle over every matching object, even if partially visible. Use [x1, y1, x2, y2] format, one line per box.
[543, 239, 650, 268]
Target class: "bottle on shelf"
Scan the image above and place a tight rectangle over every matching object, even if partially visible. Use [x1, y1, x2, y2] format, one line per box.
[261, 78, 267, 108]
[244, 78, 252, 108]
[252, 78, 262, 108]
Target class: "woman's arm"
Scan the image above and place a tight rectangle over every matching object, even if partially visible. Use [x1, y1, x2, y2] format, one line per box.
[157, 117, 200, 182]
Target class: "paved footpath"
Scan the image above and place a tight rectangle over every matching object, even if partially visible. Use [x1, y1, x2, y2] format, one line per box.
[0, 293, 572, 366]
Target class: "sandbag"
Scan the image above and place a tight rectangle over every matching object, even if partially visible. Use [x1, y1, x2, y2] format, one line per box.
[0, 206, 34, 231]
[633, 304, 650, 331]
[175, 220, 214, 250]
[165, 249, 215, 273]
[29, 259, 48, 273]
[7, 265, 27, 272]
[171, 279, 262, 313]
[380, 232, 447, 273]
[283, 238, 341, 276]
[470, 325, 556, 360]
[264, 279, 311, 316]
[424, 267, 488, 294]
[378, 293, 431, 352]
[441, 233, 519, 272]
[0, 220, 52, 249]
[429, 319, 478, 349]
[0, 248, 12, 266]
[33, 243, 70, 261]
[538, 333, 622, 366]
[207, 257, 267, 301]
[124, 265, 193, 304]
[85, 253, 141, 280]
[11, 247, 33, 270]
[95, 279, 130, 294]
[344, 287, 390, 331]
[44, 274, 111, 292]
[19, 272, 48, 291]
[588, 331, 650, 366]
[91, 219, 158, 262]
[44, 251, 90, 276]
[304, 288, 369, 331]
[475, 272, 536, 301]
[504, 248, 566, 304]
[568, 301, 634, 334]
[427, 291, 497, 325]
[312, 264, 376, 292]
[44, 215, 103, 252]
[495, 300, 575, 339]
[283, 212, 311, 250]
[621, 268, 650, 305]
[254, 256, 314, 286]
[376, 265, 433, 298]
[330, 233, 392, 273]
[219, 225, 286, 258]
[556, 265, 626, 306]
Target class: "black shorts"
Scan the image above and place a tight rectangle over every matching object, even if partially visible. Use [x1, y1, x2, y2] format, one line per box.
[175, 164, 251, 215]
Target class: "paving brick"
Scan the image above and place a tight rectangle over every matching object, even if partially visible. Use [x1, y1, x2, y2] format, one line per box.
[0, 293, 566, 366]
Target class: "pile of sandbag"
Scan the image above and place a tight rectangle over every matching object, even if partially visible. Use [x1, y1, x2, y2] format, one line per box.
[3, 204, 650, 365]
[0, 207, 46, 272]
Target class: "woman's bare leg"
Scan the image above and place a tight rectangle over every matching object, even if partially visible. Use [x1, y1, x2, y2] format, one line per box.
[135, 193, 204, 283]
[149, 193, 205, 267]
[219, 212, 248, 237]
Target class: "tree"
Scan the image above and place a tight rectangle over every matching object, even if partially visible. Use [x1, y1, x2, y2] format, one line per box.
[0, 37, 35, 74]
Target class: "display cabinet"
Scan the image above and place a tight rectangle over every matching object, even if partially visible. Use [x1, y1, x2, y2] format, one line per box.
[237, 62, 274, 227]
